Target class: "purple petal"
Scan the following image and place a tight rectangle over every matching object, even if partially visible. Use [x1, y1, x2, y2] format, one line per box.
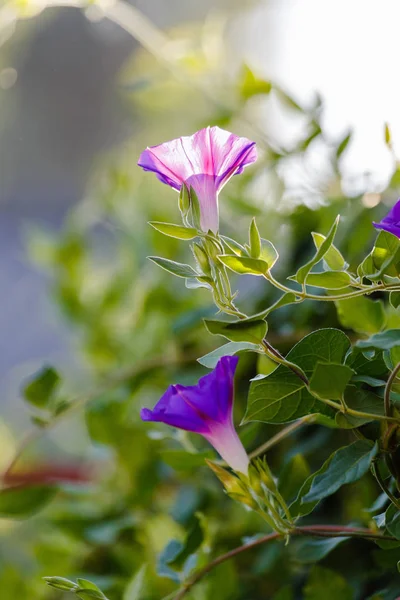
[373, 198, 400, 239]
[140, 386, 208, 433]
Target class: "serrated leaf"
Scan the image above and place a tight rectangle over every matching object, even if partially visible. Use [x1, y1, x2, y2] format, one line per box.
[218, 254, 269, 275]
[23, 366, 60, 409]
[149, 222, 198, 240]
[336, 296, 385, 334]
[0, 485, 57, 518]
[309, 362, 354, 400]
[293, 217, 340, 284]
[197, 341, 261, 368]
[311, 232, 348, 271]
[244, 329, 350, 424]
[148, 256, 198, 278]
[302, 440, 377, 504]
[204, 317, 267, 344]
[306, 271, 352, 289]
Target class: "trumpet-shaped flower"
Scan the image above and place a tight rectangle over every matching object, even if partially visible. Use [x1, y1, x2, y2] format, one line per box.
[373, 199, 400, 238]
[140, 356, 249, 474]
[138, 126, 257, 233]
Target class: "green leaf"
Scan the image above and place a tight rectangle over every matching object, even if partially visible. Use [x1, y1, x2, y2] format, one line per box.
[260, 239, 279, 268]
[149, 222, 198, 240]
[336, 132, 352, 159]
[385, 505, 400, 540]
[293, 217, 340, 284]
[295, 536, 348, 563]
[249, 218, 261, 258]
[309, 362, 354, 400]
[244, 329, 350, 424]
[178, 183, 190, 215]
[303, 566, 354, 600]
[76, 590, 108, 600]
[197, 341, 261, 368]
[301, 440, 377, 504]
[0, 485, 57, 518]
[220, 235, 247, 255]
[356, 329, 400, 351]
[306, 271, 352, 289]
[123, 565, 148, 600]
[359, 230, 400, 279]
[162, 450, 213, 470]
[240, 65, 272, 99]
[77, 579, 103, 592]
[169, 515, 204, 569]
[311, 232, 348, 271]
[23, 366, 60, 409]
[204, 316, 267, 344]
[259, 292, 298, 318]
[189, 186, 202, 230]
[390, 291, 400, 309]
[43, 577, 78, 591]
[217, 254, 269, 275]
[148, 256, 198, 278]
[335, 386, 384, 428]
[336, 296, 385, 334]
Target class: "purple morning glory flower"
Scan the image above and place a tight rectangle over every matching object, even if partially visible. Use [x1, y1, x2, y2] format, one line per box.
[373, 198, 400, 238]
[138, 126, 257, 233]
[140, 356, 249, 474]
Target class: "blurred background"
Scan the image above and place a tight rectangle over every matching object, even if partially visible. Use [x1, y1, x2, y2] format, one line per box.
[1, 0, 400, 598]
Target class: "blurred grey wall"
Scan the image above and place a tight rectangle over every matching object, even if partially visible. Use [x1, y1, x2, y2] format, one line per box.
[0, 0, 245, 414]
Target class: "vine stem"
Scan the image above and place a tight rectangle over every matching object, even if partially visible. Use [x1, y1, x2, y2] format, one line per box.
[264, 272, 400, 303]
[384, 361, 400, 419]
[261, 339, 400, 425]
[172, 525, 397, 599]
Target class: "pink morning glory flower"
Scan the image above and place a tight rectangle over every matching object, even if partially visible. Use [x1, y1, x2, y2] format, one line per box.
[373, 198, 400, 238]
[138, 126, 257, 233]
[140, 356, 249, 474]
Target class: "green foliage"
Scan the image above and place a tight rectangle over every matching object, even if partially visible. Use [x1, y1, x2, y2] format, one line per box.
[4, 12, 400, 600]
[0, 485, 57, 518]
[204, 316, 267, 343]
[244, 329, 350, 423]
[303, 566, 353, 600]
[218, 254, 269, 275]
[23, 366, 60, 409]
[292, 216, 339, 284]
[336, 296, 386, 334]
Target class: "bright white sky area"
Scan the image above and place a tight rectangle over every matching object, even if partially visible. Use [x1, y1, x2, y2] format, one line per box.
[240, 0, 400, 194]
